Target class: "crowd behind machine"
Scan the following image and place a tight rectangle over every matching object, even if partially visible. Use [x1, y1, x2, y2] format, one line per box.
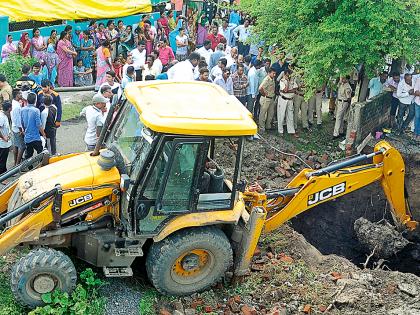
[0, 6, 419, 179]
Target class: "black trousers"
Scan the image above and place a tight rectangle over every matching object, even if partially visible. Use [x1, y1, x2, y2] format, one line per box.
[0, 147, 9, 175]
[25, 141, 43, 159]
[135, 69, 142, 81]
[46, 129, 57, 155]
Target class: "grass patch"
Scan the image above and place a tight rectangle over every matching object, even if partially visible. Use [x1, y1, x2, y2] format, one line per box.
[0, 273, 25, 315]
[139, 288, 159, 315]
[61, 102, 86, 121]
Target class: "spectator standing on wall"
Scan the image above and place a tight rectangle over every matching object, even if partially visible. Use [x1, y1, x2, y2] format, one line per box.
[367, 71, 388, 100]
[396, 73, 415, 133]
[0, 101, 12, 175]
[385, 72, 401, 129]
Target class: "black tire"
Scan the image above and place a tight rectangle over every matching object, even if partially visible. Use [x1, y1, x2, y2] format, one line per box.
[146, 227, 233, 296]
[11, 248, 77, 308]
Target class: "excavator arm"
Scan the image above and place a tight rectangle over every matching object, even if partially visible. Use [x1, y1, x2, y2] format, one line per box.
[235, 141, 417, 276]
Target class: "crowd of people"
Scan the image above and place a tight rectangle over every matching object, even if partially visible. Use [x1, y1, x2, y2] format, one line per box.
[0, 6, 419, 176]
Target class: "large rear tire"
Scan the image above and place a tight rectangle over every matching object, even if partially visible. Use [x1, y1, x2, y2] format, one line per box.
[146, 227, 233, 296]
[11, 248, 77, 308]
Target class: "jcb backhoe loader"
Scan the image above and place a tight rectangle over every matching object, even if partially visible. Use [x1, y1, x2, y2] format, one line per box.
[0, 81, 417, 307]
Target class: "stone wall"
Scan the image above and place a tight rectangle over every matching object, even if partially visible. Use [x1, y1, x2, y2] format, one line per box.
[345, 92, 392, 154]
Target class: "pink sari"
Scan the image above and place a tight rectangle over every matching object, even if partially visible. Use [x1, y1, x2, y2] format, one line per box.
[1, 41, 17, 62]
[31, 36, 46, 62]
[57, 39, 74, 87]
[95, 47, 111, 89]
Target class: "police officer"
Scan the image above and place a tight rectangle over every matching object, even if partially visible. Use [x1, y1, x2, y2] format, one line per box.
[258, 67, 277, 132]
[278, 69, 297, 137]
[333, 75, 352, 139]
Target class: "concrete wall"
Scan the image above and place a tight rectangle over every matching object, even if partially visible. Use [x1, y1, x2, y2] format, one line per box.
[345, 92, 392, 154]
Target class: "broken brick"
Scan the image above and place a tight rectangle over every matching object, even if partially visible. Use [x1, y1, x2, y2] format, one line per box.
[251, 263, 265, 271]
[303, 304, 312, 314]
[233, 295, 241, 303]
[159, 308, 171, 315]
[204, 305, 213, 313]
[253, 246, 261, 256]
[274, 166, 286, 176]
[318, 305, 327, 312]
[331, 271, 342, 281]
[241, 305, 257, 315]
[278, 253, 293, 263]
[267, 252, 274, 259]
[191, 298, 204, 309]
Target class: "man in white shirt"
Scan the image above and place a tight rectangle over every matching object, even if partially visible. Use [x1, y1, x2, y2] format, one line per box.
[0, 101, 12, 174]
[233, 19, 251, 56]
[396, 73, 415, 133]
[11, 89, 24, 165]
[384, 72, 401, 128]
[246, 60, 261, 114]
[219, 19, 236, 47]
[226, 46, 238, 68]
[131, 41, 146, 81]
[167, 53, 200, 81]
[84, 94, 108, 151]
[195, 40, 213, 65]
[210, 58, 227, 81]
[414, 74, 420, 140]
[214, 68, 233, 95]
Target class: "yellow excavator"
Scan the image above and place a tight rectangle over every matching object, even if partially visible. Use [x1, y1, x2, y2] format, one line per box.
[0, 81, 417, 307]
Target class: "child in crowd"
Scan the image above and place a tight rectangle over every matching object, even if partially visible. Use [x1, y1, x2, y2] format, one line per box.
[28, 62, 46, 86]
[113, 56, 124, 83]
[73, 59, 93, 87]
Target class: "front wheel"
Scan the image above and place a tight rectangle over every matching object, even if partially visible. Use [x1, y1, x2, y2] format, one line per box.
[11, 248, 77, 308]
[146, 227, 233, 296]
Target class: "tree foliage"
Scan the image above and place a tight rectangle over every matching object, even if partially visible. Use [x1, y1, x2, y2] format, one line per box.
[241, 0, 419, 94]
[0, 54, 37, 87]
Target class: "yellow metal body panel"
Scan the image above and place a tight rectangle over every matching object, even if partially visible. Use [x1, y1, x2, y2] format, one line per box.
[124, 81, 257, 136]
[263, 140, 417, 233]
[154, 198, 246, 242]
[0, 153, 121, 255]
[0, 182, 18, 214]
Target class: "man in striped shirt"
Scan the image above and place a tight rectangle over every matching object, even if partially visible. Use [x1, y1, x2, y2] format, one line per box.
[231, 64, 248, 105]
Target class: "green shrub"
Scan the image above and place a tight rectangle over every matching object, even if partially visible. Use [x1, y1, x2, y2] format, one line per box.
[0, 54, 37, 86]
[29, 268, 106, 315]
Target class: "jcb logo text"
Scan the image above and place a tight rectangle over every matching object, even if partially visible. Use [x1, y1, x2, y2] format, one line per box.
[307, 182, 346, 206]
[69, 194, 93, 207]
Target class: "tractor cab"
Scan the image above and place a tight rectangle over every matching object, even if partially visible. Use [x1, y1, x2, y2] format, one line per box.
[104, 81, 257, 238]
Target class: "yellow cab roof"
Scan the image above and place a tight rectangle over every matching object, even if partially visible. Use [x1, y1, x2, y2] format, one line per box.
[124, 81, 257, 136]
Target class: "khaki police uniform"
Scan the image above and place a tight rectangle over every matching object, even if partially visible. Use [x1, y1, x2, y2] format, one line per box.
[277, 77, 296, 134]
[308, 89, 323, 125]
[292, 75, 309, 129]
[258, 75, 276, 131]
[333, 81, 352, 136]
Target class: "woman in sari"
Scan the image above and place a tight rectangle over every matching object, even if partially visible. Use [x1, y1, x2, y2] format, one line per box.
[31, 28, 47, 62]
[42, 44, 60, 87]
[80, 30, 94, 68]
[157, 11, 170, 37]
[118, 25, 135, 58]
[57, 31, 77, 87]
[19, 32, 31, 58]
[1, 35, 17, 63]
[144, 21, 155, 56]
[47, 30, 58, 47]
[95, 40, 113, 90]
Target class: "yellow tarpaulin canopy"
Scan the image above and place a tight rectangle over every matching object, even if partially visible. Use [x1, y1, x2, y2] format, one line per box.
[0, 0, 153, 22]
